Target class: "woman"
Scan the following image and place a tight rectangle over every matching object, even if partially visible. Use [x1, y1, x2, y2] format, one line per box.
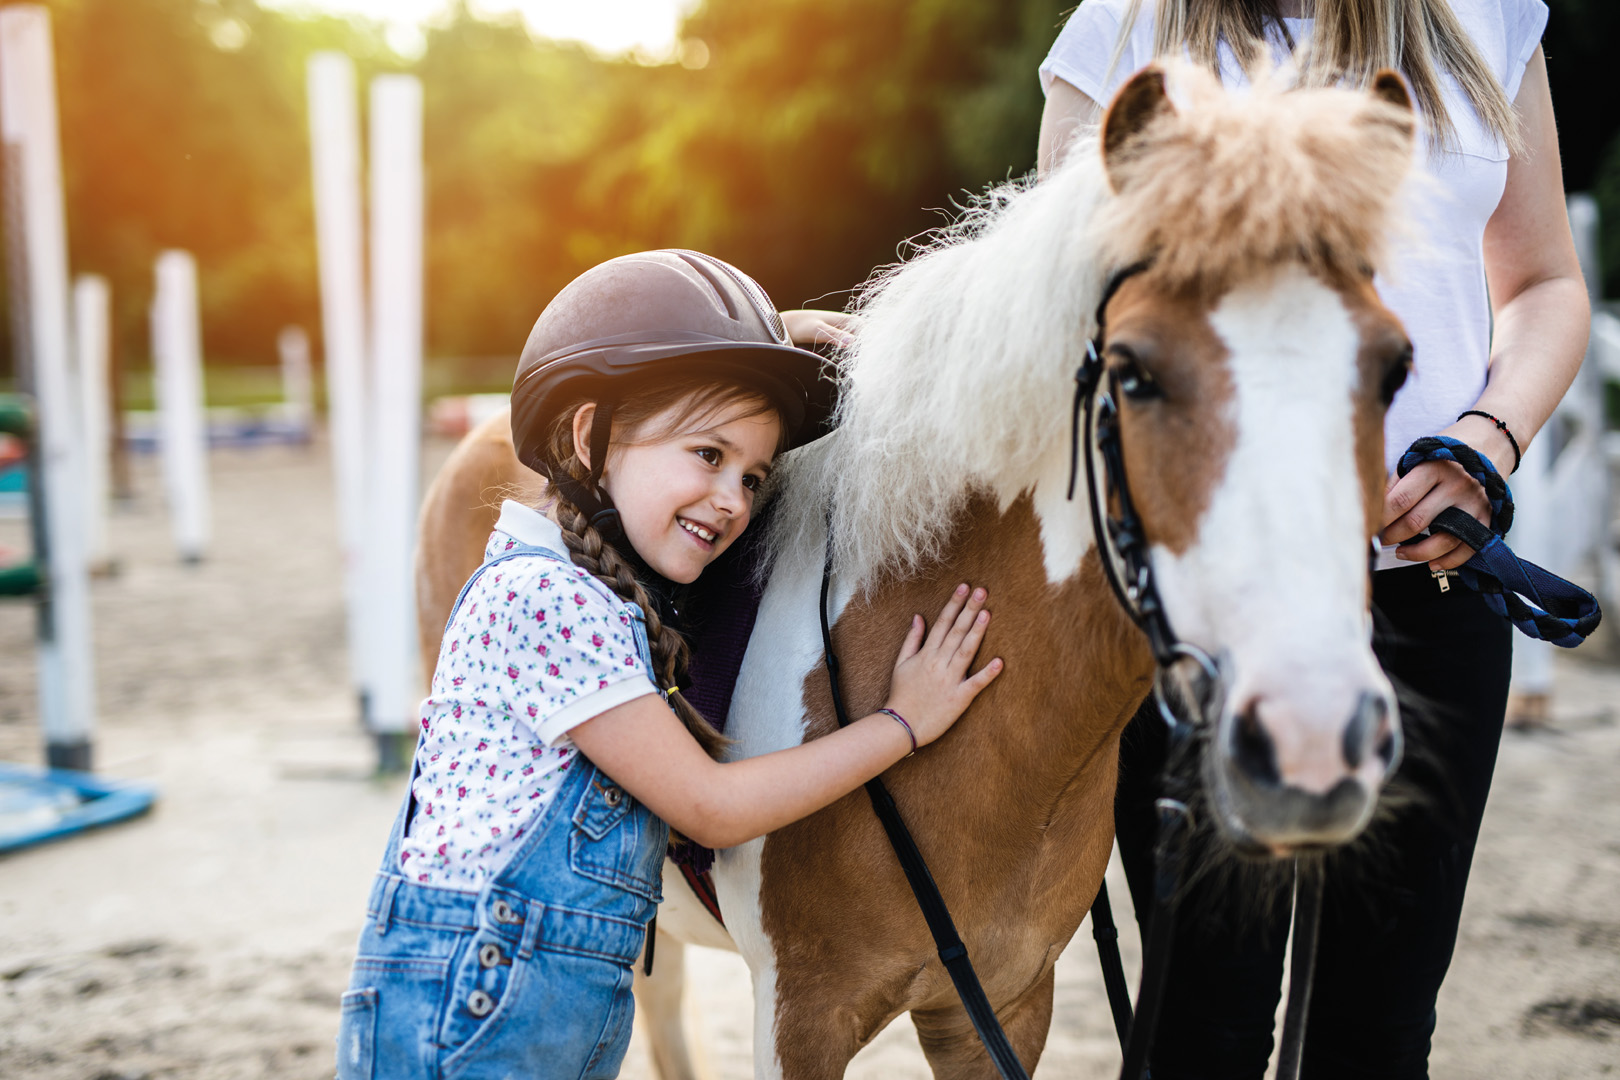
[1037, 2, 1588, 1077]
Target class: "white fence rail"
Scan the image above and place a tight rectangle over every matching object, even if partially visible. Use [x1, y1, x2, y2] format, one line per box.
[1508, 194, 1617, 705]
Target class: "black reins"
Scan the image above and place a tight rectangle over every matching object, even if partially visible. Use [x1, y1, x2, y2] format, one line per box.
[817, 543, 1032, 1080]
[817, 262, 1323, 1080]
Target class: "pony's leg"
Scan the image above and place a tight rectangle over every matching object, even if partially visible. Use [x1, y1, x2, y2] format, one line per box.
[909, 966, 1055, 1080]
[762, 974, 864, 1080]
[633, 930, 710, 1080]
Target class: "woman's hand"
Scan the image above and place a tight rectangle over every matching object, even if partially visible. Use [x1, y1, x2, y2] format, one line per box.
[1380, 415, 1509, 571]
[781, 309, 861, 349]
[882, 584, 1004, 746]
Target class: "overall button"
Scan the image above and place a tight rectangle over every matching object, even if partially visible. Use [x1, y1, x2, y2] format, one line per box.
[467, 990, 496, 1018]
[490, 899, 521, 925]
[602, 786, 623, 808]
[478, 943, 505, 968]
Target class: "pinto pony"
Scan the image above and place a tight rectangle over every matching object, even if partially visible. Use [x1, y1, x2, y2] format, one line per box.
[415, 63, 1419, 1080]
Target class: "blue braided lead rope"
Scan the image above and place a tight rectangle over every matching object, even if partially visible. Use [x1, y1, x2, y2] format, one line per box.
[1396, 436, 1602, 648]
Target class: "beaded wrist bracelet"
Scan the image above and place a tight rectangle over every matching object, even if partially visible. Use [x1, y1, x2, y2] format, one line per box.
[877, 707, 917, 758]
[1457, 409, 1522, 474]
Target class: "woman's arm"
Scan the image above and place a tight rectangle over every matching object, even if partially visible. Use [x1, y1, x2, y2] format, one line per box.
[1037, 77, 1102, 180]
[1382, 47, 1591, 569]
[569, 585, 1003, 850]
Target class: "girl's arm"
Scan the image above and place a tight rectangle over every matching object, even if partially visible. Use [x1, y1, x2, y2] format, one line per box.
[1383, 49, 1592, 569]
[569, 585, 1003, 850]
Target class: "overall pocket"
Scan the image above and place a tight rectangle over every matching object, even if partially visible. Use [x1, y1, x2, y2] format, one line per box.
[335, 988, 377, 1080]
[567, 772, 665, 901]
[435, 928, 526, 1065]
[439, 946, 634, 1080]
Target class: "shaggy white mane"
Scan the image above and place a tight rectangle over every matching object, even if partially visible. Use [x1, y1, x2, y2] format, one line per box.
[764, 60, 1412, 591]
[765, 144, 1113, 587]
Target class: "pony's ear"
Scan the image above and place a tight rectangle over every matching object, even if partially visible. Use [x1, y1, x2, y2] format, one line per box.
[1369, 69, 1412, 112]
[1364, 69, 1416, 146]
[1102, 65, 1175, 192]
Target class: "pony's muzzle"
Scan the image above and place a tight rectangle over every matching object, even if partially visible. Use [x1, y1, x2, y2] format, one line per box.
[1212, 688, 1400, 852]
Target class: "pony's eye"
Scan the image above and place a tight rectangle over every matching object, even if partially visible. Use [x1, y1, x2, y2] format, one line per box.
[1117, 359, 1164, 402]
[1379, 347, 1412, 406]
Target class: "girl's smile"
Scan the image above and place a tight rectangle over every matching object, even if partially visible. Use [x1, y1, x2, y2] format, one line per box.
[579, 401, 782, 584]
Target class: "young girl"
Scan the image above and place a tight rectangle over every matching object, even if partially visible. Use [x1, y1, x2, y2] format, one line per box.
[336, 249, 1003, 1079]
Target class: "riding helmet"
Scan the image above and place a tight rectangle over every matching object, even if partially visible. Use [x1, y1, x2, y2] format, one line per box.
[510, 249, 838, 480]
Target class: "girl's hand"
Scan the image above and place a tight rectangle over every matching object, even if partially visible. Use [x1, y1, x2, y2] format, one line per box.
[883, 584, 1004, 746]
[781, 309, 861, 349]
[1380, 417, 1506, 571]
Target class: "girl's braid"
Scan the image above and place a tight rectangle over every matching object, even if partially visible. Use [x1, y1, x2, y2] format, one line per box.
[549, 453, 729, 759]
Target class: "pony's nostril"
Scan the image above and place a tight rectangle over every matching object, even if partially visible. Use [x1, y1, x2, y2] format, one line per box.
[1342, 691, 1387, 770]
[1231, 705, 1280, 786]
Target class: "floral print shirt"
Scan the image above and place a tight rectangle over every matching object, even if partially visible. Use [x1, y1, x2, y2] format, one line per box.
[398, 501, 656, 888]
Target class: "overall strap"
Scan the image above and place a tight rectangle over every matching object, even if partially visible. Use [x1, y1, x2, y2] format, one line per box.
[443, 540, 574, 633]
[383, 538, 578, 876]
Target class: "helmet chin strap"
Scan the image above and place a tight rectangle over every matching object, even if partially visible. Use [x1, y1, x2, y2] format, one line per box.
[547, 400, 691, 647]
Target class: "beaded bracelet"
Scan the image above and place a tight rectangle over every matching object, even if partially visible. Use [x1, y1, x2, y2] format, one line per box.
[1457, 409, 1522, 474]
[877, 707, 917, 758]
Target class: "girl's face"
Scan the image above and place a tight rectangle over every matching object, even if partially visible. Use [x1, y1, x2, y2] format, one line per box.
[578, 399, 782, 584]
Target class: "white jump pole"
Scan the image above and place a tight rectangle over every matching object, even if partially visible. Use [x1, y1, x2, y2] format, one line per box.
[277, 324, 314, 438]
[74, 273, 112, 572]
[151, 251, 210, 563]
[0, 6, 96, 770]
[366, 74, 424, 771]
[307, 52, 374, 729]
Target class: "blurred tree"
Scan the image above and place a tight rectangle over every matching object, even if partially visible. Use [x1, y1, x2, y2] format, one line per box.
[29, 0, 391, 375]
[1543, 0, 1620, 294]
[4, 0, 1604, 398]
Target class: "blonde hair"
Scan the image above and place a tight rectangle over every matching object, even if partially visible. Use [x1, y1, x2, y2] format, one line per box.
[1099, 0, 1521, 152]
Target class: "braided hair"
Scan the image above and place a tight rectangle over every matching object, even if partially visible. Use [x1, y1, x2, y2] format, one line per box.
[539, 379, 784, 759]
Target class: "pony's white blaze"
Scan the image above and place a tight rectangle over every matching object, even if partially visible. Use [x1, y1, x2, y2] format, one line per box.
[715, 506, 847, 1080]
[1154, 269, 1394, 810]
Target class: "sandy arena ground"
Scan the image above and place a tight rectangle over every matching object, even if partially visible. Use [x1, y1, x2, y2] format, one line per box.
[1, 440, 1617, 1079]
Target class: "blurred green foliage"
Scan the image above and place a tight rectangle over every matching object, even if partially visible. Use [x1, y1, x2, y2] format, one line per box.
[3, 0, 1072, 392]
[1544, 0, 1620, 295]
[2, 0, 1613, 402]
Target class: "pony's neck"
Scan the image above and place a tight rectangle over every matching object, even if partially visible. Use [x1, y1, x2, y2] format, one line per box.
[820, 490, 1153, 810]
[770, 145, 1113, 591]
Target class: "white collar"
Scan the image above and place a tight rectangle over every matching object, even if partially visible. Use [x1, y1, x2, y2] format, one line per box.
[495, 499, 568, 554]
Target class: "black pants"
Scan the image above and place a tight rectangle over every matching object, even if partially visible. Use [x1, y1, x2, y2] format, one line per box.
[1115, 565, 1514, 1080]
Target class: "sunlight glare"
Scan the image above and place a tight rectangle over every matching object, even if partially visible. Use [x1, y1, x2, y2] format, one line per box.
[258, 0, 701, 59]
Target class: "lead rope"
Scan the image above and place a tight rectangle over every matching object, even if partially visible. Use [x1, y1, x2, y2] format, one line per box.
[1276, 862, 1324, 1080]
[1398, 436, 1600, 646]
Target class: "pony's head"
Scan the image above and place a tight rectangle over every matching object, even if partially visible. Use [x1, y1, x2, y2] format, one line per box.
[1095, 62, 1417, 851]
[782, 60, 1419, 854]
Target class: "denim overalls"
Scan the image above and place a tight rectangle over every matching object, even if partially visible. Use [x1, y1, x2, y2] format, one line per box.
[336, 539, 669, 1080]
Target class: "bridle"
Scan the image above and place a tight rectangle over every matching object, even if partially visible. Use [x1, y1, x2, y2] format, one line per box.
[1066, 262, 1323, 1080]
[818, 261, 1324, 1080]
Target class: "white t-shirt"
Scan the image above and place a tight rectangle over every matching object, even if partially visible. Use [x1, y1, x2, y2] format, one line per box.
[398, 501, 657, 889]
[1039, 0, 1549, 485]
